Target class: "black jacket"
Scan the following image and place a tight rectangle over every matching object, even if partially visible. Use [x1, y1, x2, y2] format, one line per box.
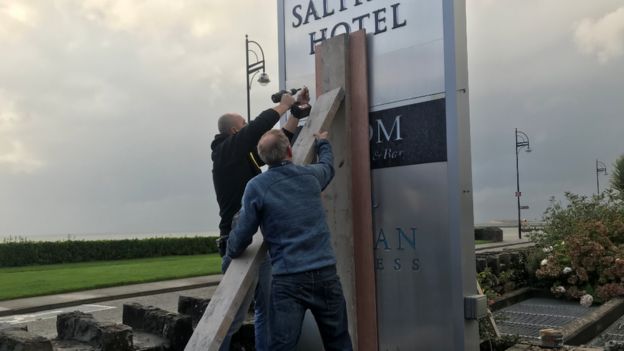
[211, 109, 290, 237]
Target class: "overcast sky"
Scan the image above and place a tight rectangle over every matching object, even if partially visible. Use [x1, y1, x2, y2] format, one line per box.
[1, 0, 623, 236]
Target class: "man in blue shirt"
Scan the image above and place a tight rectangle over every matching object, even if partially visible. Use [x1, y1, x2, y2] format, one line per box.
[225, 129, 352, 350]
[212, 88, 308, 350]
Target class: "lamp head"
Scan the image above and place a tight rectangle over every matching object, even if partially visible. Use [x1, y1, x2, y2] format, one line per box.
[258, 72, 270, 86]
[525, 146, 532, 153]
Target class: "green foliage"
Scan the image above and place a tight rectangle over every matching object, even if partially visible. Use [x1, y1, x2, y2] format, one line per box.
[524, 248, 549, 288]
[478, 267, 499, 301]
[612, 154, 624, 194]
[531, 191, 624, 302]
[478, 265, 527, 303]
[0, 237, 218, 267]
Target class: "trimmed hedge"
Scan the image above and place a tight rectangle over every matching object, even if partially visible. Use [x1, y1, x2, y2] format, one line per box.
[0, 237, 218, 267]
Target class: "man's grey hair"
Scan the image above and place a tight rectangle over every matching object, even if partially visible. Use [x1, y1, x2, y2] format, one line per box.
[258, 130, 290, 165]
[217, 113, 237, 134]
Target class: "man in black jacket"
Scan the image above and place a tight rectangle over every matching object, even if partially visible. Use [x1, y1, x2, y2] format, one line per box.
[211, 88, 308, 350]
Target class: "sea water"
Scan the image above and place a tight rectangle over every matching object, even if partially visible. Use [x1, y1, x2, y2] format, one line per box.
[0, 231, 219, 243]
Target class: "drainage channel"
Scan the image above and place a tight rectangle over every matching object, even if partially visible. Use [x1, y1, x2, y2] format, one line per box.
[494, 297, 597, 340]
[589, 313, 624, 347]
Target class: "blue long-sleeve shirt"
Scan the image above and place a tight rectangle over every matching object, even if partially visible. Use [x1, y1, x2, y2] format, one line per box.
[226, 139, 336, 275]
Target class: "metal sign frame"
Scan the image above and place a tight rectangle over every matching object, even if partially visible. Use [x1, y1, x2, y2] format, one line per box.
[277, 0, 477, 349]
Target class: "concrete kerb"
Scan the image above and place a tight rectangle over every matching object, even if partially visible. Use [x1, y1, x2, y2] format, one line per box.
[475, 241, 534, 253]
[0, 275, 222, 318]
[564, 297, 624, 346]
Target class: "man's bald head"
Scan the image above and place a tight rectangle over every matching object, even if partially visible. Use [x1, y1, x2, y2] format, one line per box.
[218, 113, 246, 135]
[258, 129, 291, 165]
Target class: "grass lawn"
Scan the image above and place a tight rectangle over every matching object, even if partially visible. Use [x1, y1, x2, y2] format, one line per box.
[0, 254, 222, 301]
[475, 240, 492, 245]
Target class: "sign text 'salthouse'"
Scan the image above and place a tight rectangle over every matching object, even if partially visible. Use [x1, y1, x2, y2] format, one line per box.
[289, 0, 407, 54]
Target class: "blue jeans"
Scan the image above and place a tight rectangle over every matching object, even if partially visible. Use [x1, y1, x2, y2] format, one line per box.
[220, 254, 271, 351]
[270, 265, 352, 351]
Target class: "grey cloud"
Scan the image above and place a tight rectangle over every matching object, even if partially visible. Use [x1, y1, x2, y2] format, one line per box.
[2, 1, 623, 236]
[574, 6, 624, 63]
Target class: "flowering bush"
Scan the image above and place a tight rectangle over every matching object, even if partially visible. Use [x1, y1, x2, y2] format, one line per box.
[531, 190, 624, 303]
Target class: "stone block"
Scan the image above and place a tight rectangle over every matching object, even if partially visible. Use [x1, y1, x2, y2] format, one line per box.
[474, 227, 503, 242]
[476, 258, 487, 273]
[132, 331, 169, 351]
[486, 255, 500, 274]
[0, 328, 53, 351]
[56, 311, 133, 351]
[499, 253, 511, 266]
[123, 303, 192, 351]
[177, 296, 210, 327]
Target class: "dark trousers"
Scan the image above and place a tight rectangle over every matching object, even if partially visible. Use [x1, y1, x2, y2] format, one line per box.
[269, 265, 353, 351]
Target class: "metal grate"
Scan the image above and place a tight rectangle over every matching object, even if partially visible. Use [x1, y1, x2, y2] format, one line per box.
[494, 297, 596, 340]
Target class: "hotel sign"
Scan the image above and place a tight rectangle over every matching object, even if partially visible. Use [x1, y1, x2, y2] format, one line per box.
[278, 1, 477, 350]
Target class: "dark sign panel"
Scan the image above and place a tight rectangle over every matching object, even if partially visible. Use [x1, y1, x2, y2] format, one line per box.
[369, 98, 446, 169]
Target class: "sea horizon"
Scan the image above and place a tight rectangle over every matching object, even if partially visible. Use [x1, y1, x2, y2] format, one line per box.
[0, 231, 219, 243]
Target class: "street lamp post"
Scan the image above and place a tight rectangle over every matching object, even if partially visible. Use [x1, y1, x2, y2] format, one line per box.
[245, 34, 270, 122]
[515, 129, 531, 239]
[596, 159, 608, 194]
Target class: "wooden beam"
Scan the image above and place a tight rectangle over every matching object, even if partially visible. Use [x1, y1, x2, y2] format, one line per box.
[184, 88, 345, 351]
[291, 87, 345, 165]
[477, 281, 500, 338]
[184, 235, 265, 351]
[311, 31, 377, 351]
[348, 30, 378, 351]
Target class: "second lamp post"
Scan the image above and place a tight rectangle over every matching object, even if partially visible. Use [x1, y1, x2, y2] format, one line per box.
[515, 128, 531, 239]
[596, 159, 608, 194]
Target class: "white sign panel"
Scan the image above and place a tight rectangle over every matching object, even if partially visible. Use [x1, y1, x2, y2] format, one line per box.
[280, 0, 444, 108]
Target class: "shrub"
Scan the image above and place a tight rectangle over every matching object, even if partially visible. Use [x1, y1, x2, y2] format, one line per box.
[531, 190, 624, 302]
[0, 236, 218, 267]
[612, 154, 624, 195]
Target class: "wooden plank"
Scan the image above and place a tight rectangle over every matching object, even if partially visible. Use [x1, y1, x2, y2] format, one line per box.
[184, 88, 345, 351]
[476, 280, 501, 338]
[348, 30, 378, 351]
[315, 33, 360, 348]
[291, 87, 345, 165]
[184, 235, 265, 351]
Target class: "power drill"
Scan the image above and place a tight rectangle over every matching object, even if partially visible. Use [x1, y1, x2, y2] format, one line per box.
[271, 88, 311, 119]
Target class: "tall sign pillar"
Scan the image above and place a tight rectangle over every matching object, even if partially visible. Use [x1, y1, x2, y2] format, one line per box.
[278, 0, 479, 349]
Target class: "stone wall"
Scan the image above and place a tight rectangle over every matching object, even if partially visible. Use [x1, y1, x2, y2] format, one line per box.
[476, 248, 534, 298]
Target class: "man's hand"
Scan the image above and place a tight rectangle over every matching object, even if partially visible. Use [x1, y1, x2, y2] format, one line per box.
[273, 93, 295, 116]
[280, 93, 295, 109]
[291, 86, 311, 119]
[314, 131, 329, 140]
[296, 86, 310, 105]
